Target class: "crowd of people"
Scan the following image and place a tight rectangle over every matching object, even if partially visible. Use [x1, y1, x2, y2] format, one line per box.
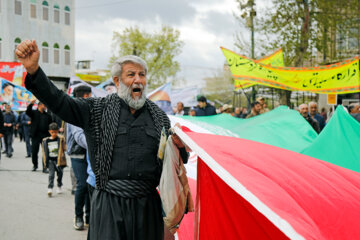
[1, 39, 358, 240]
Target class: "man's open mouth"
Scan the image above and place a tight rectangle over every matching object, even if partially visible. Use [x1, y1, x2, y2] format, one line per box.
[133, 88, 141, 93]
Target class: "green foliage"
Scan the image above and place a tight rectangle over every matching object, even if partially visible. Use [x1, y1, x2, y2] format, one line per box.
[203, 67, 235, 106]
[234, 0, 360, 106]
[110, 25, 184, 88]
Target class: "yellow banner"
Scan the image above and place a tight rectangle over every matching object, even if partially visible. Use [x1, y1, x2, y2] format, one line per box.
[75, 73, 103, 83]
[222, 47, 360, 94]
[235, 48, 285, 89]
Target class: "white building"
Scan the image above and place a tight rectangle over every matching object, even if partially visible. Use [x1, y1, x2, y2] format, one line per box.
[0, 0, 75, 90]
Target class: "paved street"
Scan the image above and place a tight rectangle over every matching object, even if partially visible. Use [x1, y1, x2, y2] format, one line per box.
[0, 137, 88, 240]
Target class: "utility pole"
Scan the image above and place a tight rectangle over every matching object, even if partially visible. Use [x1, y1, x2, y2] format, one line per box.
[238, 0, 257, 104]
[250, 4, 257, 102]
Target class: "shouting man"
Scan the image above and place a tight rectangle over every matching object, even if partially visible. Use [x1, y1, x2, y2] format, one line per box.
[16, 40, 188, 240]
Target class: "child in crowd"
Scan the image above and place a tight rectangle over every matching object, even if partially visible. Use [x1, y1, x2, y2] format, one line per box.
[42, 123, 67, 197]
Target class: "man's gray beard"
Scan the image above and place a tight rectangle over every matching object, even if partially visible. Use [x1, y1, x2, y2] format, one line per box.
[117, 81, 146, 110]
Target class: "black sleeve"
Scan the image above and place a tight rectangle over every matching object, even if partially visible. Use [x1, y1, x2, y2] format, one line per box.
[179, 147, 189, 164]
[0, 112, 4, 134]
[25, 68, 91, 129]
[26, 103, 35, 118]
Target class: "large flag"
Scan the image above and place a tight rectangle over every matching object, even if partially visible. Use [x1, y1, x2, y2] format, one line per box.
[222, 47, 360, 94]
[0, 62, 26, 86]
[301, 106, 360, 172]
[175, 127, 360, 240]
[173, 106, 317, 152]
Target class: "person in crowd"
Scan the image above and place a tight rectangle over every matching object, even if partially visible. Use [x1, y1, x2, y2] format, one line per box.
[18, 111, 32, 157]
[49, 110, 64, 134]
[326, 107, 334, 123]
[221, 104, 233, 114]
[349, 103, 360, 114]
[26, 100, 52, 172]
[349, 103, 360, 123]
[3, 104, 16, 158]
[195, 96, 217, 116]
[233, 107, 242, 118]
[104, 82, 117, 94]
[0, 110, 4, 162]
[189, 108, 196, 116]
[1, 102, 7, 112]
[308, 102, 325, 131]
[299, 103, 320, 133]
[42, 123, 67, 197]
[16, 39, 188, 240]
[240, 107, 248, 118]
[73, 118, 95, 233]
[66, 85, 91, 231]
[320, 107, 327, 123]
[246, 102, 262, 119]
[173, 101, 185, 116]
[256, 97, 269, 114]
[16, 113, 24, 142]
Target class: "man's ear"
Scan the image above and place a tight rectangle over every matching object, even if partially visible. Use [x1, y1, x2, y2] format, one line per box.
[113, 76, 119, 88]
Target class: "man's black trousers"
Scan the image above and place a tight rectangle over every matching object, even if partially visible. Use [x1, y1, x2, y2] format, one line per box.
[31, 136, 44, 170]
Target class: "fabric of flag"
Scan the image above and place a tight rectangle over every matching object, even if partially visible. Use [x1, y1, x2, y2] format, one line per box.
[175, 128, 360, 240]
[301, 106, 360, 172]
[175, 106, 318, 152]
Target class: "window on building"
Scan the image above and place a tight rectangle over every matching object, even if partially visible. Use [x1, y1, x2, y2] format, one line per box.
[30, 0, 36, 18]
[14, 38, 22, 60]
[64, 6, 70, 25]
[54, 43, 59, 64]
[42, 42, 49, 63]
[54, 4, 60, 23]
[42, 1, 48, 20]
[64, 45, 70, 65]
[15, 0, 22, 15]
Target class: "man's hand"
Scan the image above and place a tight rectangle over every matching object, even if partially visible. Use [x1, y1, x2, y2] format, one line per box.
[171, 123, 185, 148]
[30, 99, 36, 105]
[172, 134, 185, 148]
[0, 134, 3, 138]
[27, 121, 31, 125]
[15, 40, 40, 75]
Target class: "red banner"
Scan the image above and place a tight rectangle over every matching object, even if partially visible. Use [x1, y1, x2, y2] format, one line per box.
[0, 62, 27, 87]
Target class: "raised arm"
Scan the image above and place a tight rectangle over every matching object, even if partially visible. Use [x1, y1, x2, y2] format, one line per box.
[16, 40, 90, 128]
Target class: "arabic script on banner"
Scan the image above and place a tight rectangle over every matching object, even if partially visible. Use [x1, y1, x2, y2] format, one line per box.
[222, 47, 360, 94]
[235, 48, 285, 89]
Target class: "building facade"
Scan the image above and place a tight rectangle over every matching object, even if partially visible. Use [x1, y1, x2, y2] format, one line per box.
[0, 0, 75, 90]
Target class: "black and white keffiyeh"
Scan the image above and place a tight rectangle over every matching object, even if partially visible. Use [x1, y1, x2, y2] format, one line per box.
[88, 94, 170, 190]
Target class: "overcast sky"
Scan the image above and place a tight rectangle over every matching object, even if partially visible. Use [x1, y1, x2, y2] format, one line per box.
[75, 0, 265, 87]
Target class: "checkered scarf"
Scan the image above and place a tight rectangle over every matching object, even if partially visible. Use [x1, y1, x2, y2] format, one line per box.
[88, 94, 170, 190]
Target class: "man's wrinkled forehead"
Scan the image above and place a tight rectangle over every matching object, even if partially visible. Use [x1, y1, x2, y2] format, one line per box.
[122, 62, 146, 73]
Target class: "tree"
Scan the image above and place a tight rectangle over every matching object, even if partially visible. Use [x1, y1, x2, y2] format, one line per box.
[234, 0, 360, 106]
[110, 25, 184, 88]
[203, 65, 235, 107]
